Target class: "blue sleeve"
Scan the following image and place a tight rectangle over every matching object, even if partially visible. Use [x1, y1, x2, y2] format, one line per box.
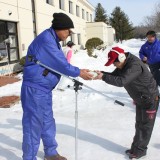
[37, 41, 80, 77]
[139, 46, 146, 60]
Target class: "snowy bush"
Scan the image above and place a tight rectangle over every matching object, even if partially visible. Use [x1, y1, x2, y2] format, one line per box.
[19, 56, 26, 66]
[85, 37, 103, 57]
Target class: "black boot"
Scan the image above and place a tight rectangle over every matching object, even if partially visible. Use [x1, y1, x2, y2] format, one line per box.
[125, 149, 133, 156]
[129, 150, 146, 159]
[125, 145, 134, 156]
[44, 154, 67, 160]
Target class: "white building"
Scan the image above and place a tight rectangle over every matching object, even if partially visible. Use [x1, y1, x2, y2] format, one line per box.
[0, 0, 115, 74]
[86, 22, 115, 46]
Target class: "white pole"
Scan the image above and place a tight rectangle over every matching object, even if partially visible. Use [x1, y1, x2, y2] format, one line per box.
[75, 91, 78, 160]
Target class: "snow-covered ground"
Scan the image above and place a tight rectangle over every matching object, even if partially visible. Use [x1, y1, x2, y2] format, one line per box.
[0, 39, 160, 160]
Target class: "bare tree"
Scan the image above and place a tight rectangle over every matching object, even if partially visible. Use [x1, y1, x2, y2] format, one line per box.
[143, 2, 160, 32]
[133, 2, 160, 38]
[154, 3, 160, 30]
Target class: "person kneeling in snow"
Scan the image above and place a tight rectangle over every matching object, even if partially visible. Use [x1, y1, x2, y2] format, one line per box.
[94, 47, 159, 159]
[21, 13, 93, 160]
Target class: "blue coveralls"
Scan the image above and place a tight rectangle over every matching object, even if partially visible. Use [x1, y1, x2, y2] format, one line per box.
[21, 27, 80, 160]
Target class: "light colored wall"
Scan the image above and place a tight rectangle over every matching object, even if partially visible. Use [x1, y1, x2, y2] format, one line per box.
[0, 0, 94, 58]
[86, 22, 115, 46]
[0, 0, 34, 74]
[18, 0, 34, 57]
[0, 0, 18, 22]
[0, 0, 94, 73]
[107, 26, 116, 45]
[35, 0, 94, 49]
[0, 0, 34, 58]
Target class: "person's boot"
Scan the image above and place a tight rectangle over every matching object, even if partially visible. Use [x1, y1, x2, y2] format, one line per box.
[125, 149, 133, 156]
[129, 149, 147, 159]
[44, 154, 67, 160]
[129, 153, 146, 159]
[125, 145, 134, 156]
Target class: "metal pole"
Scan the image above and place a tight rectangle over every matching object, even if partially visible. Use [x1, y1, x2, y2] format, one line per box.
[75, 91, 78, 160]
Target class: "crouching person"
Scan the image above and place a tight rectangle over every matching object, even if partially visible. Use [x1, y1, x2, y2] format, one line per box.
[21, 13, 93, 160]
[95, 47, 159, 159]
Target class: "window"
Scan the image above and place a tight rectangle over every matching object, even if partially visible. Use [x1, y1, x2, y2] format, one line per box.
[82, 9, 85, 19]
[70, 34, 75, 43]
[77, 34, 81, 45]
[86, 12, 89, 21]
[69, 1, 73, 14]
[90, 14, 92, 22]
[0, 21, 19, 65]
[76, 5, 80, 17]
[59, 0, 65, 10]
[46, 0, 54, 5]
[31, 0, 37, 38]
[62, 40, 66, 47]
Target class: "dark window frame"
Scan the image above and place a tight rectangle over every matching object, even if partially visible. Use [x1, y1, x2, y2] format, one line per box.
[62, 40, 66, 47]
[31, 0, 37, 38]
[59, 0, 64, 10]
[70, 34, 75, 43]
[82, 9, 85, 19]
[46, 0, 53, 5]
[86, 12, 89, 21]
[69, 1, 73, 14]
[0, 20, 19, 66]
[76, 5, 80, 17]
[77, 34, 81, 45]
[90, 14, 92, 22]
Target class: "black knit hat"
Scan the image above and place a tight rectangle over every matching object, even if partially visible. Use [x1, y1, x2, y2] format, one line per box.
[52, 13, 74, 30]
[146, 30, 156, 37]
[67, 41, 75, 47]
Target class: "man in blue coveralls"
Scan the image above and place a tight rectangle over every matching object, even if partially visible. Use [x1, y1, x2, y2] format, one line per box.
[21, 13, 93, 160]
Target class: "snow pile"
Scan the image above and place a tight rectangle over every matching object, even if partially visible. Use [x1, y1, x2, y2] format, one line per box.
[0, 39, 160, 160]
[0, 78, 22, 97]
[112, 39, 145, 56]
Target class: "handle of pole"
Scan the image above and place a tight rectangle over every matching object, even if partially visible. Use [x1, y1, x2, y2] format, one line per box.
[115, 100, 125, 106]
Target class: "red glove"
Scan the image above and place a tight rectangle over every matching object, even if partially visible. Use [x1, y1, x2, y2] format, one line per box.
[146, 110, 156, 120]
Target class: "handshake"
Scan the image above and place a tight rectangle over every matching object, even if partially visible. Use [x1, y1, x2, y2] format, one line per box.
[79, 69, 104, 80]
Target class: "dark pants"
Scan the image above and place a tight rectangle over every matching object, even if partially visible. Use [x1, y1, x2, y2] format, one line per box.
[149, 63, 160, 86]
[131, 97, 159, 155]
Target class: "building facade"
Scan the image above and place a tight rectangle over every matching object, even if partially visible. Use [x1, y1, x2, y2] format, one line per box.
[0, 0, 94, 73]
[86, 22, 115, 46]
[0, 0, 115, 74]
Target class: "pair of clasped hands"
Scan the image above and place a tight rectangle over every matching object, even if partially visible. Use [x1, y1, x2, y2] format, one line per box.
[79, 69, 103, 80]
